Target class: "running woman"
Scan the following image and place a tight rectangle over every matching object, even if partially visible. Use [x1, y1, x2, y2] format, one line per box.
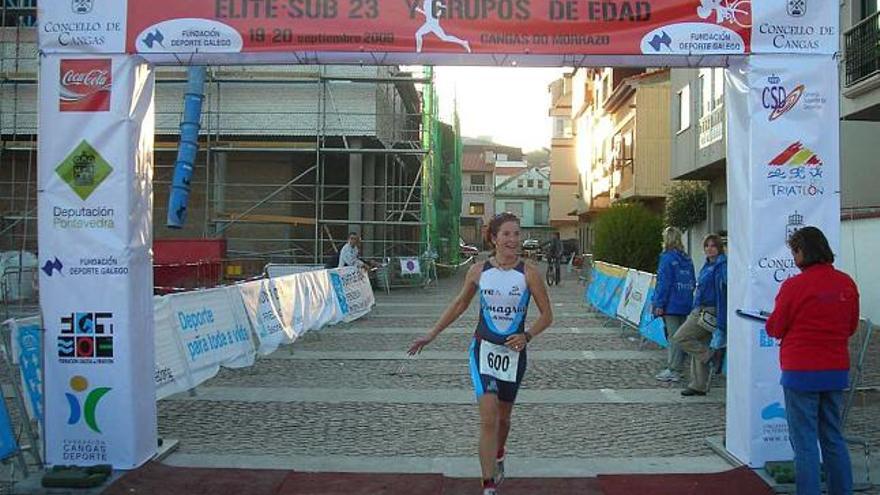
[408, 212, 553, 495]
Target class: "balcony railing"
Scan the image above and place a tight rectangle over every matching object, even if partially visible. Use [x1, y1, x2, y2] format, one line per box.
[845, 11, 880, 87]
[699, 101, 724, 149]
[466, 184, 491, 193]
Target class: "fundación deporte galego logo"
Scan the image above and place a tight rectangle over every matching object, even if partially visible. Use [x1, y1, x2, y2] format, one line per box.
[55, 140, 113, 200]
[66, 375, 111, 434]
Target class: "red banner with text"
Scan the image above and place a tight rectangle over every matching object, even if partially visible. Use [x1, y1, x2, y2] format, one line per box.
[126, 0, 752, 57]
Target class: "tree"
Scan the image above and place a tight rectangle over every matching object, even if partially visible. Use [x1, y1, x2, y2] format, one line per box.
[665, 181, 708, 230]
[594, 202, 663, 272]
[525, 148, 550, 167]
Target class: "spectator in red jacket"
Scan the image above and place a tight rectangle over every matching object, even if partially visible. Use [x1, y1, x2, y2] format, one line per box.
[766, 226, 860, 495]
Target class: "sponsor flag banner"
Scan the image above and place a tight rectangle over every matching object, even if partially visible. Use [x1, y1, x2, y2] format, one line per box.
[725, 53, 840, 467]
[8, 317, 44, 426]
[0, 397, 18, 461]
[399, 258, 421, 275]
[39, 55, 156, 468]
[329, 267, 375, 323]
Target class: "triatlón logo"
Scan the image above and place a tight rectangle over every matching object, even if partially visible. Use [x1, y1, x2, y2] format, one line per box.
[55, 140, 113, 200]
[60, 59, 111, 112]
[768, 142, 823, 167]
[66, 375, 111, 433]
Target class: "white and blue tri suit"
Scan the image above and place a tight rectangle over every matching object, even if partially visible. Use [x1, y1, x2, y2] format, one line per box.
[469, 260, 531, 403]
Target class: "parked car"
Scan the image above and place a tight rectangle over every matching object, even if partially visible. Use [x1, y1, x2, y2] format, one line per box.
[459, 238, 479, 258]
[522, 238, 541, 259]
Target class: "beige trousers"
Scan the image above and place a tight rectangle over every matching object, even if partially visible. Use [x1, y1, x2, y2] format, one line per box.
[672, 309, 714, 392]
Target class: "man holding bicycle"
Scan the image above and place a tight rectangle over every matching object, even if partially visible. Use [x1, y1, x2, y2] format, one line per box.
[544, 232, 563, 286]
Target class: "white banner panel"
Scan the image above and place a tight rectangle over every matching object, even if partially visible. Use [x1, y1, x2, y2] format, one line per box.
[38, 0, 128, 54]
[616, 270, 652, 327]
[166, 287, 255, 386]
[329, 267, 375, 323]
[725, 54, 840, 467]
[153, 296, 192, 400]
[238, 278, 296, 355]
[751, 0, 839, 55]
[39, 55, 156, 468]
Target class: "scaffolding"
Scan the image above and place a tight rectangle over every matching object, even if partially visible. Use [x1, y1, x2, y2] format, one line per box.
[1, 9, 462, 287]
[151, 65, 434, 272]
[0, 1, 38, 317]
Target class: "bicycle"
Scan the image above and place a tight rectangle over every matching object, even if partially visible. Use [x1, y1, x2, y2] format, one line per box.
[545, 256, 561, 286]
[696, 0, 751, 29]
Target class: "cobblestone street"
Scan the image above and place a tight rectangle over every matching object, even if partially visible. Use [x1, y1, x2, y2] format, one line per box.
[152, 262, 880, 480]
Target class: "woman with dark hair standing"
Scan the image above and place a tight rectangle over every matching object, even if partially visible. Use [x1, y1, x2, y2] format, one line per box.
[408, 212, 553, 495]
[672, 233, 727, 397]
[766, 226, 860, 495]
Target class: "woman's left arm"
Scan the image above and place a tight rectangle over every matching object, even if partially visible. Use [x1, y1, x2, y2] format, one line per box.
[766, 281, 793, 339]
[525, 263, 553, 339]
[505, 264, 554, 350]
[715, 263, 728, 331]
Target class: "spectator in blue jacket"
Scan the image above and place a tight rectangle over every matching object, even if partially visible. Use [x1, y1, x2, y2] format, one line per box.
[652, 227, 696, 383]
[672, 233, 728, 396]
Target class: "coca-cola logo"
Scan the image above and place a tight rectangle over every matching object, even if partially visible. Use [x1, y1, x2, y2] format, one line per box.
[59, 59, 111, 112]
[62, 69, 109, 89]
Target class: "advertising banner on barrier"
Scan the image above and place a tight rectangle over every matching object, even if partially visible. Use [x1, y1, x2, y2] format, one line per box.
[8, 317, 44, 426]
[153, 296, 193, 400]
[617, 270, 652, 327]
[238, 278, 297, 355]
[639, 281, 668, 347]
[166, 287, 255, 386]
[329, 267, 375, 323]
[39, 54, 156, 468]
[725, 53, 840, 467]
[586, 262, 628, 318]
[285, 270, 337, 335]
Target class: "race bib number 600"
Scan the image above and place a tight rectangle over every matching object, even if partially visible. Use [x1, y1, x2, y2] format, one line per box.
[479, 341, 519, 383]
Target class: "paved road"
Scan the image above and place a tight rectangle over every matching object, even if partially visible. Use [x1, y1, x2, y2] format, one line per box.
[156, 262, 745, 477]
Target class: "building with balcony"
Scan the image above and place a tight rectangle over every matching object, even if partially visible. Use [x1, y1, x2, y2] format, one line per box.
[670, 68, 728, 258]
[548, 75, 580, 240]
[840, 0, 880, 320]
[460, 140, 523, 246]
[494, 165, 551, 241]
[569, 68, 672, 252]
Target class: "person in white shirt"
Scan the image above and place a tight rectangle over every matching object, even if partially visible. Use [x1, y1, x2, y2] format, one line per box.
[338, 232, 365, 269]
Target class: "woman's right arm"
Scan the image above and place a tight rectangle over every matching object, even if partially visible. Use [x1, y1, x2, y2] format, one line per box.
[652, 254, 671, 314]
[407, 263, 481, 354]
